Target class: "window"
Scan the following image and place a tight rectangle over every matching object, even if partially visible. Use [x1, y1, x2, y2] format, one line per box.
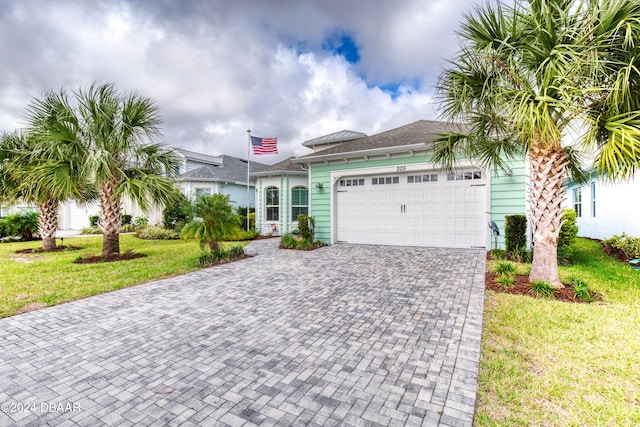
[573, 188, 582, 217]
[591, 182, 596, 217]
[265, 186, 279, 221]
[447, 171, 482, 181]
[195, 188, 211, 198]
[408, 173, 438, 183]
[339, 178, 365, 187]
[291, 186, 308, 220]
[372, 176, 400, 185]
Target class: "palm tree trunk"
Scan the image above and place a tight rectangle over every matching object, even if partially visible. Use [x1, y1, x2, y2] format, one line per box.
[38, 199, 58, 251]
[528, 145, 567, 289]
[100, 179, 122, 258]
[208, 241, 219, 252]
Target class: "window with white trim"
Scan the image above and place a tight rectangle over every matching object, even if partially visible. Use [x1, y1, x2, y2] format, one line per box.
[573, 188, 582, 217]
[291, 186, 308, 220]
[265, 186, 279, 221]
[195, 188, 212, 198]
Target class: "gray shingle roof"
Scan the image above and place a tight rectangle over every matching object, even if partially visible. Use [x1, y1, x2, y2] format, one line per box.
[178, 155, 268, 184]
[302, 130, 367, 148]
[251, 157, 308, 177]
[295, 120, 466, 161]
[174, 147, 222, 165]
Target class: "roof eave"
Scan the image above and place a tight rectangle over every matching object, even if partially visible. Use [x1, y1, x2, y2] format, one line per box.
[251, 170, 308, 177]
[292, 143, 428, 163]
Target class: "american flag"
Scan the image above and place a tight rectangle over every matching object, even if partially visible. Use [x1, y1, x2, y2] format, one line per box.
[251, 136, 278, 154]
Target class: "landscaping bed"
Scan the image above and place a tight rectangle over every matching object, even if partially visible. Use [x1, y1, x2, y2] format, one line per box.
[485, 271, 601, 303]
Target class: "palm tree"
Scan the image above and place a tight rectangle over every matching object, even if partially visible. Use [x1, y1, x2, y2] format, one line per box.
[0, 131, 89, 250]
[29, 83, 179, 257]
[436, 0, 640, 288]
[181, 194, 240, 252]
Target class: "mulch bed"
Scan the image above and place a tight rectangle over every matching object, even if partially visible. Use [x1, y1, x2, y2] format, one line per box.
[279, 242, 327, 251]
[253, 235, 280, 240]
[485, 271, 601, 303]
[16, 246, 82, 254]
[74, 251, 147, 264]
[201, 254, 252, 267]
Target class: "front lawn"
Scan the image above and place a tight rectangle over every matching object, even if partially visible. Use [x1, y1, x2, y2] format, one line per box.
[0, 235, 249, 318]
[476, 238, 640, 426]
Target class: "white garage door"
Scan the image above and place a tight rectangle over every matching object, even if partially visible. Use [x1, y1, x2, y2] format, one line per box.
[335, 169, 487, 248]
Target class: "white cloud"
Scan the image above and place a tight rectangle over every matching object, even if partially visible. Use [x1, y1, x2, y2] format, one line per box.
[0, 0, 477, 163]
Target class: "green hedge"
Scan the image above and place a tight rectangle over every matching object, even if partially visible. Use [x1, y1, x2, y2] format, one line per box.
[505, 214, 527, 253]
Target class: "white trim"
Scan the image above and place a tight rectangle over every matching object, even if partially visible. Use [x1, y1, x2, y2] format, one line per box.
[294, 143, 427, 163]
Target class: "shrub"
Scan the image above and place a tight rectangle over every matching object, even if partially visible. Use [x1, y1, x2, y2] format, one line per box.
[298, 214, 315, 241]
[570, 277, 593, 302]
[228, 245, 245, 258]
[0, 218, 9, 238]
[120, 224, 136, 233]
[121, 214, 133, 226]
[1, 211, 38, 239]
[89, 215, 99, 227]
[488, 249, 508, 260]
[559, 209, 578, 248]
[163, 192, 194, 230]
[497, 274, 515, 287]
[511, 246, 533, 263]
[197, 248, 230, 266]
[280, 234, 298, 249]
[237, 206, 256, 231]
[134, 226, 179, 240]
[602, 233, 640, 260]
[134, 217, 149, 228]
[224, 229, 259, 241]
[530, 280, 555, 297]
[505, 214, 527, 254]
[297, 237, 312, 250]
[81, 226, 101, 235]
[494, 261, 516, 275]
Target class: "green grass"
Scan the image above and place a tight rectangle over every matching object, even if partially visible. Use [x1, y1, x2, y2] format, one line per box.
[476, 238, 640, 426]
[0, 235, 249, 318]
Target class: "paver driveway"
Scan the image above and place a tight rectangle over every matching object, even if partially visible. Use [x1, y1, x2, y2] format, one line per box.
[0, 240, 486, 426]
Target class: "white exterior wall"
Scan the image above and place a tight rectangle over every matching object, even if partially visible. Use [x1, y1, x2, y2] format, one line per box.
[59, 198, 163, 230]
[255, 175, 308, 236]
[565, 175, 640, 239]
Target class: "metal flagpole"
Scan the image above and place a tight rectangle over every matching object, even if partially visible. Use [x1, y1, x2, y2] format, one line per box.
[246, 129, 251, 231]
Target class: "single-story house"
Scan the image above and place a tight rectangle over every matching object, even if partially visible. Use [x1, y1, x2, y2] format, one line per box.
[57, 148, 266, 230]
[565, 172, 640, 240]
[253, 120, 527, 249]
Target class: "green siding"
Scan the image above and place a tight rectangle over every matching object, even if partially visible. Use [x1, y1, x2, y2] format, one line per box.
[489, 160, 527, 248]
[309, 153, 527, 247]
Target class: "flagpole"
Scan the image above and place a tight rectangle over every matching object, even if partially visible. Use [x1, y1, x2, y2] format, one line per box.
[246, 129, 251, 231]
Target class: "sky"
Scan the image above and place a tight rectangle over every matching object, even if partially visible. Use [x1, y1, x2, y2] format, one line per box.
[0, 0, 478, 164]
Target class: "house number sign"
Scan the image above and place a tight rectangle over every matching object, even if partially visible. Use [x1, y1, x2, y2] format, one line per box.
[396, 165, 406, 172]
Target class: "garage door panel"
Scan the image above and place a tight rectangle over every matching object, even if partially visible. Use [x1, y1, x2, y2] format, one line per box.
[336, 170, 486, 248]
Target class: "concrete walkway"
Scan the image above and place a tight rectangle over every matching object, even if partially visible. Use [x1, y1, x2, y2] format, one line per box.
[0, 240, 486, 426]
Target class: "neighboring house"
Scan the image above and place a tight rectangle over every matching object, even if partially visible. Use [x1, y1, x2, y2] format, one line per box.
[57, 148, 267, 230]
[251, 157, 309, 235]
[565, 173, 640, 240]
[253, 120, 527, 249]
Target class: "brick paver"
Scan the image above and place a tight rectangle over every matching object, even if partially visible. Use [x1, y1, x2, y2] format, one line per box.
[0, 240, 485, 426]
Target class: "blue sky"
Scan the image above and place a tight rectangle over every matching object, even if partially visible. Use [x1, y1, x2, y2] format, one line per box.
[0, 0, 475, 162]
